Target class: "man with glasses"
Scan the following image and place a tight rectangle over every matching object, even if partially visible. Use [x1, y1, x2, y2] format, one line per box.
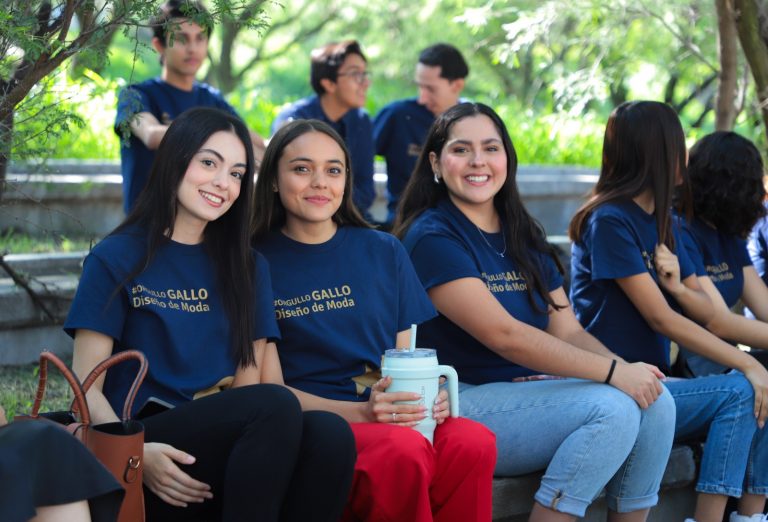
[373, 43, 469, 226]
[272, 40, 375, 221]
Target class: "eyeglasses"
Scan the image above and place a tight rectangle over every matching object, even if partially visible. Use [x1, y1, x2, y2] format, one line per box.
[336, 70, 372, 84]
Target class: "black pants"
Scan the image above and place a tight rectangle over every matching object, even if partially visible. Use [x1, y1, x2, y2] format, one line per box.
[142, 384, 356, 522]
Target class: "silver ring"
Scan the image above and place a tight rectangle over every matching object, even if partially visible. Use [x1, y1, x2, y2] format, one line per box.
[392, 412, 397, 422]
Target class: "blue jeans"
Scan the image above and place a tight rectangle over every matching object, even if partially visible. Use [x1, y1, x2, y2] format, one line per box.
[747, 423, 768, 495]
[667, 373, 761, 496]
[459, 379, 676, 516]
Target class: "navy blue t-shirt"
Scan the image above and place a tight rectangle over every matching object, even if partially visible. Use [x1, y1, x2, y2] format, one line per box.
[402, 198, 564, 384]
[254, 227, 435, 401]
[271, 95, 375, 217]
[570, 200, 696, 371]
[64, 227, 279, 417]
[114, 78, 237, 213]
[373, 98, 435, 223]
[747, 205, 768, 318]
[678, 216, 751, 308]
[748, 205, 768, 287]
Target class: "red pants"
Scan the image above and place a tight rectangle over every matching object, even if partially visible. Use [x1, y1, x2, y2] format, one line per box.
[342, 417, 496, 522]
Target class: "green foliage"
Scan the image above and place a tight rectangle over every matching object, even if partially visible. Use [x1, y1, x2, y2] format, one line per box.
[0, 360, 73, 420]
[0, 229, 95, 254]
[9, 0, 768, 166]
[12, 68, 122, 160]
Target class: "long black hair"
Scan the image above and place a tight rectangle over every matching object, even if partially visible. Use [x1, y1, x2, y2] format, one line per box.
[116, 107, 258, 367]
[251, 119, 371, 239]
[569, 101, 688, 248]
[393, 102, 564, 313]
[677, 131, 766, 238]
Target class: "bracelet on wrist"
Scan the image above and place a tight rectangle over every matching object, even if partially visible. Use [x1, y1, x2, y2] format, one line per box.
[604, 359, 617, 384]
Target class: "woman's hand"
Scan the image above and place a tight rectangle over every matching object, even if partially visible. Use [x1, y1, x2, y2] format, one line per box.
[742, 360, 768, 428]
[366, 376, 427, 426]
[143, 442, 213, 507]
[433, 388, 450, 424]
[609, 362, 665, 409]
[654, 244, 684, 296]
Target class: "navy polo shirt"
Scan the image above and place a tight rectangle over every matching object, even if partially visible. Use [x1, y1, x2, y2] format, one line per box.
[373, 98, 435, 223]
[271, 95, 375, 218]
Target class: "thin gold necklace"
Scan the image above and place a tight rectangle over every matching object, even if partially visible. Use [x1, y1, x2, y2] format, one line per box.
[475, 225, 507, 257]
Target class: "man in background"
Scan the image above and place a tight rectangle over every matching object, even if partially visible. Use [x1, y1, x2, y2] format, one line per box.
[374, 43, 469, 226]
[115, 0, 265, 213]
[272, 40, 375, 221]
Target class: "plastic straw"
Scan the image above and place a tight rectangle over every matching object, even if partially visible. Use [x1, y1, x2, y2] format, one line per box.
[409, 324, 417, 352]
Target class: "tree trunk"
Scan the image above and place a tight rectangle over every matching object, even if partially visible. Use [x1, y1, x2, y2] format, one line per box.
[734, 0, 768, 143]
[0, 107, 11, 203]
[715, 0, 740, 130]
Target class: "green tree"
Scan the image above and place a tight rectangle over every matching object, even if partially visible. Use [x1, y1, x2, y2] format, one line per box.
[0, 0, 266, 201]
[734, 0, 768, 142]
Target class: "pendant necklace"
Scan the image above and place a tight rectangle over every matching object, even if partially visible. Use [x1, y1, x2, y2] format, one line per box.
[475, 225, 507, 258]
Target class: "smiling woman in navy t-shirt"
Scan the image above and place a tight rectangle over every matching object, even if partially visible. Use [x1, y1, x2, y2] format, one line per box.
[569, 101, 768, 522]
[395, 102, 676, 522]
[64, 107, 355, 522]
[252, 118, 496, 522]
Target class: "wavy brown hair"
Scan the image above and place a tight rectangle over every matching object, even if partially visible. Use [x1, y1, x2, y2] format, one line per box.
[677, 131, 766, 238]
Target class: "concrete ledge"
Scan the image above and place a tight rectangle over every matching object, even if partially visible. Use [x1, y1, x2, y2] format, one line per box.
[2, 162, 597, 236]
[3, 251, 86, 277]
[0, 324, 73, 365]
[0, 274, 77, 328]
[0, 251, 84, 363]
[492, 444, 697, 521]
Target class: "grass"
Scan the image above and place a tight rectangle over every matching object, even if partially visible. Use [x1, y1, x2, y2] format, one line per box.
[0, 230, 96, 254]
[0, 357, 74, 421]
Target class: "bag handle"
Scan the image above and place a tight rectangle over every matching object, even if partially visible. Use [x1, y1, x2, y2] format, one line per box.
[79, 350, 148, 421]
[30, 351, 90, 425]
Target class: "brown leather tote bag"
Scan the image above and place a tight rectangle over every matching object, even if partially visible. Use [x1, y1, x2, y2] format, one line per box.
[16, 350, 148, 522]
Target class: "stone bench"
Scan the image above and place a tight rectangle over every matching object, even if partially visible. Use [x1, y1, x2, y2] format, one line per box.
[2, 162, 597, 236]
[0, 253, 82, 364]
[492, 444, 698, 521]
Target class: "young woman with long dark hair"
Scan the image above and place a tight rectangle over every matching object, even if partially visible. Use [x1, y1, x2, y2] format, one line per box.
[395, 102, 676, 522]
[64, 107, 355, 522]
[252, 119, 496, 522]
[569, 101, 768, 522]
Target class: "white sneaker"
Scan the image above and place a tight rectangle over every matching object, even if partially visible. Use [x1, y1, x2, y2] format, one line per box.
[729, 512, 768, 522]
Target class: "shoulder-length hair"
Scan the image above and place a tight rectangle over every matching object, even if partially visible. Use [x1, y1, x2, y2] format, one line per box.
[392, 102, 564, 312]
[569, 100, 688, 249]
[677, 131, 766, 238]
[116, 106, 258, 368]
[251, 119, 371, 239]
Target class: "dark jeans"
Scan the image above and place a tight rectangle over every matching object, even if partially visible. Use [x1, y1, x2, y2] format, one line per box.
[142, 384, 355, 522]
